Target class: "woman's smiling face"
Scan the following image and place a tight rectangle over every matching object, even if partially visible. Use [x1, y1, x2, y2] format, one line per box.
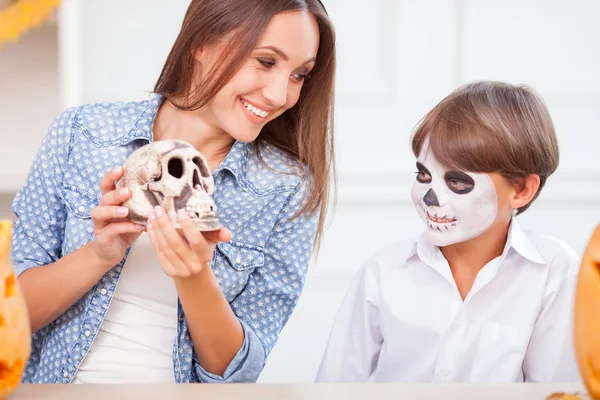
[196, 10, 320, 143]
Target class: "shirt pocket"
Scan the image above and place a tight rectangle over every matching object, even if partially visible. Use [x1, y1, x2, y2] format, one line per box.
[61, 187, 97, 254]
[213, 241, 265, 302]
[471, 322, 530, 382]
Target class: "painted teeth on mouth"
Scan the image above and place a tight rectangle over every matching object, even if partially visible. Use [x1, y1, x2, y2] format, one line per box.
[433, 217, 454, 223]
[241, 99, 269, 118]
[425, 211, 457, 224]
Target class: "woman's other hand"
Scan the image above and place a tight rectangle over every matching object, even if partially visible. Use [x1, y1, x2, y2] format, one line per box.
[147, 206, 232, 278]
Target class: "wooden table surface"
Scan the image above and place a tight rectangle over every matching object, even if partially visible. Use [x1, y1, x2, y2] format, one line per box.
[7, 383, 590, 400]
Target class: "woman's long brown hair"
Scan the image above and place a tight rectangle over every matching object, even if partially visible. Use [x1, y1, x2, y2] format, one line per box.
[154, 0, 336, 250]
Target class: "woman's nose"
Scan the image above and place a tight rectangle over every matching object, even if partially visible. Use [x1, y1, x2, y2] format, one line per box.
[262, 74, 288, 108]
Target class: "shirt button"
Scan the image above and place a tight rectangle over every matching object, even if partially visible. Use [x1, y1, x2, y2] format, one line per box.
[63, 371, 69, 378]
[77, 206, 85, 213]
[234, 257, 241, 264]
[84, 330, 91, 337]
[450, 325, 458, 333]
[441, 368, 452, 378]
[100, 288, 108, 295]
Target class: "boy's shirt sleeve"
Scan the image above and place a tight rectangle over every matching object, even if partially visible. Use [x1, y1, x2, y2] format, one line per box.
[315, 259, 383, 382]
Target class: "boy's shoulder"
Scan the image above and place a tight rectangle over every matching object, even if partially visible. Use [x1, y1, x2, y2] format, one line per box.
[521, 229, 581, 276]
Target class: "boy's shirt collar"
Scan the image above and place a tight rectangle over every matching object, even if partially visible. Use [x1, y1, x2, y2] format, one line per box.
[413, 217, 547, 268]
[508, 218, 547, 264]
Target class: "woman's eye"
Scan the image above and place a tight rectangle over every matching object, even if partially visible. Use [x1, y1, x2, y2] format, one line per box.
[416, 171, 431, 183]
[257, 58, 275, 68]
[292, 72, 311, 82]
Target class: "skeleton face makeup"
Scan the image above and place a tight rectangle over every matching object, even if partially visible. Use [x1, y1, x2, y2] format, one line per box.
[411, 146, 498, 247]
[116, 139, 220, 231]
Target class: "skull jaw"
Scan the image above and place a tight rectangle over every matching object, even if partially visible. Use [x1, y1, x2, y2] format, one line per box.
[122, 191, 221, 232]
[125, 212, 221, 232]
[170, 190, 221, 232]
[174, 215, 221, 232]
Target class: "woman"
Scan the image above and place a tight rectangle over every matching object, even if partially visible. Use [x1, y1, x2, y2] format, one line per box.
[11, 0, 335, 384]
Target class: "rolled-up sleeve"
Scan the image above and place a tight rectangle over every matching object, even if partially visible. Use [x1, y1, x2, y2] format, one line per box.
[192, 178, 319, 383]
[11, 107, 78, 277]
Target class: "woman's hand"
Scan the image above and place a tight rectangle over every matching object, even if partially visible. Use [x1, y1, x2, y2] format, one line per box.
[147, 206, 232, 278]
[90, 166, 144, 268]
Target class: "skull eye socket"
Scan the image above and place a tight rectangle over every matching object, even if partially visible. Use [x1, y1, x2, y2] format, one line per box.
[168, 157, 184, 178]
[193, 157, 210, 178]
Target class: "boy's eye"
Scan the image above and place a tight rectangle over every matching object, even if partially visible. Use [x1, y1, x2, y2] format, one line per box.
[444, 171, 475, 194]
[447, 178, 474, 194]
[416, 171, 431, 183]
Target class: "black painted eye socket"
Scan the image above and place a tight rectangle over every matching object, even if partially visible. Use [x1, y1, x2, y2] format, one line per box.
[445, 171, 475, 194]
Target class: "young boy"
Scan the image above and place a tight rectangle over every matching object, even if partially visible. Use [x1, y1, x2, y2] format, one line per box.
[316, 81, 581, 383]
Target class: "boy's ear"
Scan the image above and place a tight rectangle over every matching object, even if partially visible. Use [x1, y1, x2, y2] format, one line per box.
[510, 174, 541, 210]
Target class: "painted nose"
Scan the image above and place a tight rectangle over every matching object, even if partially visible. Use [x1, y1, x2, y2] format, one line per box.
[423, 188, 440, 207]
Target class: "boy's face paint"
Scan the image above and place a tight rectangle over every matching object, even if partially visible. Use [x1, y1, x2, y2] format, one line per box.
[411, 146, 498, 247]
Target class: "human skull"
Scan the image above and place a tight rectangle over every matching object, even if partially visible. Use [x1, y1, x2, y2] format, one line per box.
[116, 139, 220, 231]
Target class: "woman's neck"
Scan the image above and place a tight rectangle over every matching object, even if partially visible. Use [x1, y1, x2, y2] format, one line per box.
[153, 99, 235, 171]
[439, 218, 511, 299]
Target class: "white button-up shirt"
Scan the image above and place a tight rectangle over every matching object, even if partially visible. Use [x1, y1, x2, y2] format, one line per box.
[316, 219, 582, 383]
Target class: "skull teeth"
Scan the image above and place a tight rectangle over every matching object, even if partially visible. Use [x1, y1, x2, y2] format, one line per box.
[185, 205, 217, 219]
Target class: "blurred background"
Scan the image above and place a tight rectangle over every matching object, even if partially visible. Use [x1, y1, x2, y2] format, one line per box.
[1, 0, 599, 383]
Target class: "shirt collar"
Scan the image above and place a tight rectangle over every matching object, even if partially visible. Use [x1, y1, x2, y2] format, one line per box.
[414, 217, 547, 266]
[414, 231, 439, 265]
[125, 93, 163, 143]
[212, 140, 249, 183]
[507, 217, 547, 264]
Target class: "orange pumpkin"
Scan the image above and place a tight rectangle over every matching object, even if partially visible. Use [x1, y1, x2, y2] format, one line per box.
[0, 220, 31, 399]
[575, 224, 600, 400]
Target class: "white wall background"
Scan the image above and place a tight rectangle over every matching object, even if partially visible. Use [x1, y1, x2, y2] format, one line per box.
[0, 0, 599, 383]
